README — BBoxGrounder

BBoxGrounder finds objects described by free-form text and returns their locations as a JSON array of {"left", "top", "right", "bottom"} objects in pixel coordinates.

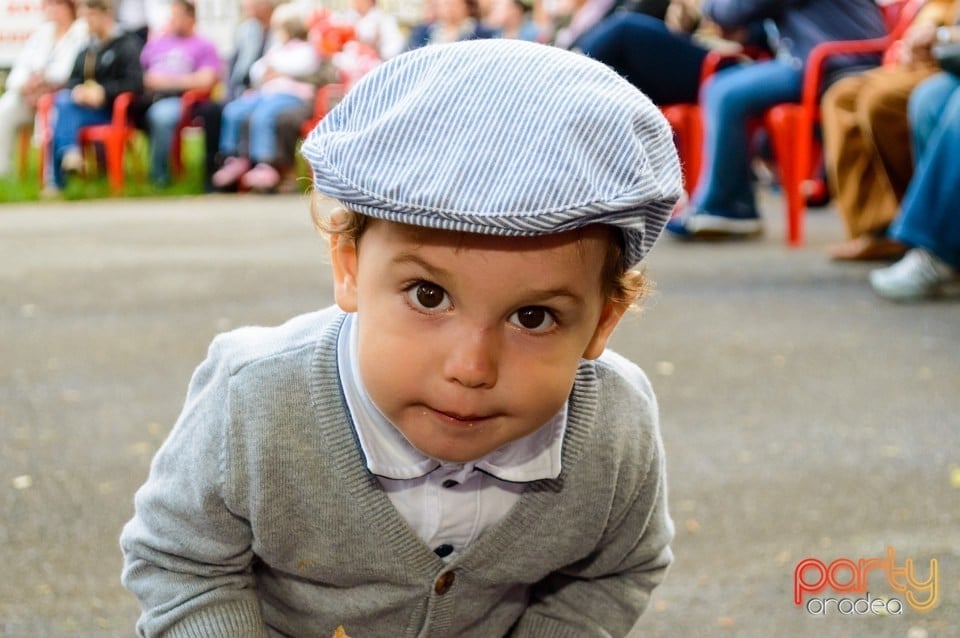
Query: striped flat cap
[{"left": 301, "top": 39, "right": 682, "bottom": 267}]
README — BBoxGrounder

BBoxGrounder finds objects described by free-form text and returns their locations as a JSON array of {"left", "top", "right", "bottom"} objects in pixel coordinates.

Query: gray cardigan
[{"left": 120, "top": 307, "right": 674, "bottom": 637}]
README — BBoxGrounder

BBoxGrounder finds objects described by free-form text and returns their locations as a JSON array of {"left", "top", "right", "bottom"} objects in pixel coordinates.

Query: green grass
[
  {"left": 0, "top": 129, "right": 316, "bottom": 204},
  {"left": 0, "top": 132, "right": 208, "bottom": 204}
]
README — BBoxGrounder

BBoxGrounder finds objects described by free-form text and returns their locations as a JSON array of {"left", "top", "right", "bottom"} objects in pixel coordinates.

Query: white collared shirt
[{"left": 337, "top": 313, "right": 567, "bottom": 562}]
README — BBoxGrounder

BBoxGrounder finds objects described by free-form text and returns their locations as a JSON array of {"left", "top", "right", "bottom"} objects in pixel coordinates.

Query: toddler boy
[{"left": 121, "top": 39, "right": 681, "bottom": 637}]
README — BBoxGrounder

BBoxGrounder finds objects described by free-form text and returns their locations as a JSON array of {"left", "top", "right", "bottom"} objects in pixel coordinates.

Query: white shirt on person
[
  {"left": 248, "top": 38, "right": 319, "bottom": 101},
  {"left": 4, "top": 19, "right": 88, "bottom": 94}
]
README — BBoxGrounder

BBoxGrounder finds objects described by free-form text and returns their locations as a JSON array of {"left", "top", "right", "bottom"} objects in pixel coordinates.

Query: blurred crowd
[{"left": 1, "top": 0, "right": 958, "bottom": 301}]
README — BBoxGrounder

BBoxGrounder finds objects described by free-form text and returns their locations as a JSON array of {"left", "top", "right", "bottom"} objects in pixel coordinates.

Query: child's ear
[
  {"left": 328, "top": 234, "right": 359, "bottom": 312},
  {"left": 582, "top": 299, "right": 629, "bottom": 360}
]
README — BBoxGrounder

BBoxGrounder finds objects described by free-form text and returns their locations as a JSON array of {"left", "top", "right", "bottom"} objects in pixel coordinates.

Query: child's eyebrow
[
  {"left": 391, "top": 252, "right": 452, "bottom": 280},
  {"left": 517, "top": 288, "right": 584, "bottom": 305},
  {"left": 391, "top": 252, "right": 585, "bottom": 305}
]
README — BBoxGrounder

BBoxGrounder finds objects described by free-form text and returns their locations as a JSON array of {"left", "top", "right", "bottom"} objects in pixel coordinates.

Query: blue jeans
[
  {"left": 50, "top": 89, "right": 111, "bottom": 188},
  {"left": 889, "top": 72, "right": 960, "bottom": 269},
  {"left": 145, "top": 96, "right": 183, "bottom": 185},
  {"left": 692, "top": 60, "right": 803, "bottom": 218},
  {"left": 219, "top": 92, "right": 307, "bottom": 163},
  {"left": 577, "top": 13, "right": 708, "bottom": 106}
]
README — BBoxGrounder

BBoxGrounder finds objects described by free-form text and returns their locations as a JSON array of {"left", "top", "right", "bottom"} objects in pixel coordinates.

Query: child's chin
[{"left": 408, "top": 436, "right": 495, "bottom": 465}]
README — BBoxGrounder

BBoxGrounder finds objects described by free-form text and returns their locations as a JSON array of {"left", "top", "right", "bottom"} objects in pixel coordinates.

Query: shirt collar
[{"left": 337, "top": 313, "right": 566, "bottom": 482}]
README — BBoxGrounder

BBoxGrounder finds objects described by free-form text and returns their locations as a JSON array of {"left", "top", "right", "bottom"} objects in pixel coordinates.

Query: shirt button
[
  {"left": 434, "top": 571, "right": 456, "bottom": 595},
  {"left": 441, "top": 479, "right": 458, "bottom": 488},
  {"left": 434, "top": 544, "right": 454, "bottom": 558}
]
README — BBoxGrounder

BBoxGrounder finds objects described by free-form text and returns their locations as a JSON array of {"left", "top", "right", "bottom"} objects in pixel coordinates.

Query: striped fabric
[{"left": 301, "top": 39, "right": 682, "bottom": 267}]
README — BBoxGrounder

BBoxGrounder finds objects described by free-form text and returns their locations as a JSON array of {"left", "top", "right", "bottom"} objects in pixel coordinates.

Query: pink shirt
[{"left": 140, "top": 33, "right": 223, "bottom": 78}]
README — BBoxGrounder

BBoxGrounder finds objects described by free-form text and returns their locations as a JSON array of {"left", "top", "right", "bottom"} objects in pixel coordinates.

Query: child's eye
[
  {"left": 509, "top": 307, "right": 557, "bottom": 332},
  {"left": 406, "top": 281, "right": 452, "bottom": 312}
]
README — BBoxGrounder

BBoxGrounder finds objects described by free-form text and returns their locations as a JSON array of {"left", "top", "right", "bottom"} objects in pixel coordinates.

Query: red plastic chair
[
  {"left": 661, "top": 102, "right": 702, "bottom": 195},
  {"left": 170, "top": 88, "right": 212, "bottom": 179},
  {"left": 763, "top": 0, "right": 921, "bottom": 245},
  {"left": 663, "top": 0, "right": 918, "bottom": 244},
  {"left": 300, "top": 82, "right": 347, "bottom": 138},
  {"left": 662, "top": 44, "right": 771, "bottom": 195},
  {"left": 77, "top": 91, "right": 142, "bottom": 194}
]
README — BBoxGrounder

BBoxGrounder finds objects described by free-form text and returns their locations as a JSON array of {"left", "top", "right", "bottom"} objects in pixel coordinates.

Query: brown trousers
[{"left": 821, "top": 64, "right": 939, "bottom": 239}]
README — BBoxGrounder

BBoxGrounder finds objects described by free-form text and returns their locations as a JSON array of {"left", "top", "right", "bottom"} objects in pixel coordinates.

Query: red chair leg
[
  {"left": 682, "top": 106, "right": 702, "bottom": 194},
  {"left": 107, "top": 132, "right": 125, "bottom": 194},
  {"left": 661, "top": 104, "right": 703, "bottom": 195},
  {"left": 171, "top": 126, "right": 187, "bottom": 179},
  {"left": 766, "top": 106, "right": 806, "bottom": 247}
]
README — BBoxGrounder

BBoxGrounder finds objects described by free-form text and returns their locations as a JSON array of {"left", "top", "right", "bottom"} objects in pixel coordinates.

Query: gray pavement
[{"left": 1, "top": 191, "right": 957, "bottom": 637}]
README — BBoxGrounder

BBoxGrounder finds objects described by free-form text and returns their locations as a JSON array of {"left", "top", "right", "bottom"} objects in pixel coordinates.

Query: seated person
[
  {"left": 212, "top": 6, "right": 320, "bottom": 191},
  {"left": 578, "top": 0, "right": 739, "bottom": 106},
  {"left": 549, "top": 0, "right": 670, "bottom": 50},
  {"left": 821, "top": 0, "right": 956, "bottom": 261},
  {"left": 870, "top": 68, "right": 960, "bottom": 301},
  {"left": 187, "top": 0, "right": 278, "bottom": 192},
  {"left": 0, "top": 0, "right": 87, "bottom": 180},
  {"left": 244, "top": 60, "right": 339, "bottom": 193},
  {"left": 46, "top": 0, "right": 143, "bottom": 194},
  {"left": 131, "top": 0, "right": 222, "bottom": 186},
  {"left": 406, "top": 0, "right": 498, "bottom": 49},
  {"left": 666, "top": 0, "right": 887, "bottom": 240}
]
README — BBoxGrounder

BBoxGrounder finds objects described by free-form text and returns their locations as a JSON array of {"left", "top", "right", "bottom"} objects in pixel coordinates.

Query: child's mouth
[{"left": 428, "top": 406, "right": 494, "bottom": 426}]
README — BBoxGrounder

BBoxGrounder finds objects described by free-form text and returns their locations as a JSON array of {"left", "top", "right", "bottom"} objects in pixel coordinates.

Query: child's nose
[{"left": 442, "top": 326, "right": 500, "bottom": 389}]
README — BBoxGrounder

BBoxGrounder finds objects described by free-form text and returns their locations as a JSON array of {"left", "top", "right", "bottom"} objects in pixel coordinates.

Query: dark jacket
[
  {"left": 618, "top": 0, "right": 672, "bottom": 20},
  {"left": 703, "top": 0, "right": 887, "bottom": 69},
  {"left": 67, "top": 29, "right": 144, "bottom": 107}
]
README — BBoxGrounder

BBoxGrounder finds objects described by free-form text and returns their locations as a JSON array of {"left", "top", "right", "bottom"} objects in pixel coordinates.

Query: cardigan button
[{"left": 434, "top": 571, "right": 456, "bottom": 595}]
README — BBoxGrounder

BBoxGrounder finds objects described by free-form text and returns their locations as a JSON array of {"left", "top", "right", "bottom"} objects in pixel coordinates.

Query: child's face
[{"left": 330, "top": 219, "right": 627, "bottom": 464}]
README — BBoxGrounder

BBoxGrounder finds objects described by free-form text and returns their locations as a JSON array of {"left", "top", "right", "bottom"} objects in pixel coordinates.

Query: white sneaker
[
  {"left": 869, "top": 248, "right": 960, "bottom": 302},
  {"left": 60, "top": 148, "right": 84, "bottom": 175}
]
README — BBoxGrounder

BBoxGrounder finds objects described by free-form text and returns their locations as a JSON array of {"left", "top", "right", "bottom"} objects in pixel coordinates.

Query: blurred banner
[
  {"left": 0, "top": 0, "right": 423, "bottom": 70},
  {"left": 0, "top": 0, "right": 42, "bottom": 69}
]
